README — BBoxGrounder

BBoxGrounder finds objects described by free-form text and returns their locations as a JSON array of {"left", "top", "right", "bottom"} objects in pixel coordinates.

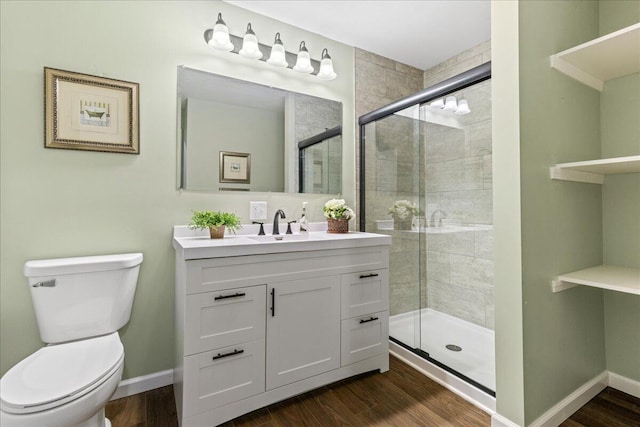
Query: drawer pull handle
[
  {"left": 214, "top": 292, "right": 246, "bottom": 301},
  {"left": 271, "top": 288, "right": 275, "bottom": 317},
  {"left": 212, "top": 349, "right": 244, "bottom": 361},
  {"left": 359, "top": 273, "right": 379, "bottom": 279},
  {"left": 359, "top": 316, "right": 379, "bottom": 324}
]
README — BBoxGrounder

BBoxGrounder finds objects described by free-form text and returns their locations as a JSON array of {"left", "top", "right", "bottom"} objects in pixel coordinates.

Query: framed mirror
[{"left": 177, "top": 66, "right": 342, "bottom": 194}]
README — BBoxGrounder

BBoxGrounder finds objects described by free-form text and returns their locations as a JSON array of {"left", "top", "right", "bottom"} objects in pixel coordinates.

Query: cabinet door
[
  {"left": 184, "top": 285, "right": 265, "bottom": 355},
  {"left": 266, "top": 276, "right": 340, "bottom": 390},
  {"left": 341, "top": 310, "right": 389, "bottom": 366},
  {"left": 341, "top": 269, "right": 389, "bottom": 319}
]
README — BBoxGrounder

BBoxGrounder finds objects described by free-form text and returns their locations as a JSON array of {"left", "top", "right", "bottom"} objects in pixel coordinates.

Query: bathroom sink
[
  {"left": 173, "top": 224, "right": 391, "bottom": 260},
  {"left": 247, "top": 234, "right": 314, "bottom": 243}
]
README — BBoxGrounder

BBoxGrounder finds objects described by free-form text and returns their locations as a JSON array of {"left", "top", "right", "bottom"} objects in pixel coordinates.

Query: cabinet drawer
[
  {"left": 182, "top": 340, "right": 265, "bottom": 417},
  {"left": 185, "top": 286, "right": 265, "bottom": 355},
  {"left": 341, "top": 269, "right": 389, "bottom": 319},
  {"left": 341, "top": 310, "right": 389, "bottom": 366}
]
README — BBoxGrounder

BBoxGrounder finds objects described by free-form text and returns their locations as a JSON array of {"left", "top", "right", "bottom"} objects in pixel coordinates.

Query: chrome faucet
[
  {"left": 430, "top": 209, "right": 448, "bottom": 228},
  {"left": 272, "top": 209, "right": 286, "bottom": 235}
]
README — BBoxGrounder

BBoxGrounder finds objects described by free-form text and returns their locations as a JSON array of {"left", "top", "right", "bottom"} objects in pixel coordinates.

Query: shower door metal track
[{"left": 358, "top": 61, "right": 491, "bottom": 230}]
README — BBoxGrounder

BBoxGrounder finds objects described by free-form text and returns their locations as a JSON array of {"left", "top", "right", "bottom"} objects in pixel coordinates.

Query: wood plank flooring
[
  {"left": 561, "top": 387, "right": 640, "bottom": 427},
  {"left": 105, "top": 355, "right": 640, "bottom": 427}
]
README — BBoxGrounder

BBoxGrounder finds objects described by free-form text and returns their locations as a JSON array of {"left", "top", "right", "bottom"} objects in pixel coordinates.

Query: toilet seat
[{"left": 0, "top": 332, "right": 123, "bottom": 415}]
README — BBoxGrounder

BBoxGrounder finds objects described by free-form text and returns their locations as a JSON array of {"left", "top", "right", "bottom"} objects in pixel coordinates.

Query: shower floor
[{"left": 389, "top": 308, "right": 495, "bottom": 391}]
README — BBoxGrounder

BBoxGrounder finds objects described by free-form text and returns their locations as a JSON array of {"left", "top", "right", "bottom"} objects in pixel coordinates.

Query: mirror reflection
[{"left": 177, "top": 66, "right": 342, "bottom": 194}]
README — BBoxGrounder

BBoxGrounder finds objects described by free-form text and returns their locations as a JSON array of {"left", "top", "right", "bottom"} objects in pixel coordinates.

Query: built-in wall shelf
[
  {"left": 550, "top": 155, "right": 640, "bottom": 184},
  {"left": 552, "top": 265, "right": 640, "bottom": 295},
  {"left": 550, "top": 23, "right": 640, "bottom": 91}
]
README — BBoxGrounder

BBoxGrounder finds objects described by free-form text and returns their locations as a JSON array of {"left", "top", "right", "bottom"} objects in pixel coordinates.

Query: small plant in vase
[
  {"left": 189, "top": 210, "right": 242, "bottom": 239},
  {"left": 388, "top": 200, "right": 419, "bottom": 230},
  {"left": 323, "top": 199, "right": 355, "bottom": 233}
]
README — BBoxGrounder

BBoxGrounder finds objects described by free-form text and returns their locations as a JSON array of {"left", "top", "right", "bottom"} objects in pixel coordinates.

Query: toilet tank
[{"left": 24, "top": 253, "right": 143, "bottom": 344}]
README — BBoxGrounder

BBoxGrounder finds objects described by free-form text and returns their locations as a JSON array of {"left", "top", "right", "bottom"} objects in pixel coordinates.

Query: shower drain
[{"left": 446, "top": 344, "right": 462, "bottom": 352}]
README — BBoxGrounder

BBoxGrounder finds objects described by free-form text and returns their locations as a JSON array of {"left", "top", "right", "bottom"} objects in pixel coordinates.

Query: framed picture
[
  {"left": 44, "top": 67, "right": 139, "bottom": 154},
  {"left": 220, "top": 151, "right": 251, "bottom": 184}
]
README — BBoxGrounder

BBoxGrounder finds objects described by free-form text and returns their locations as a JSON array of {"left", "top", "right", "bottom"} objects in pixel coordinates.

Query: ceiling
[{"left": 226, "top": 0, "right": 490, "bottom": 70}]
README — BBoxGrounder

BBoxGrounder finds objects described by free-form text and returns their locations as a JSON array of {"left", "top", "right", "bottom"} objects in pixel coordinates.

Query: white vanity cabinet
[{"left": 173, "top": 227, "right": 391, "bottom": 427}]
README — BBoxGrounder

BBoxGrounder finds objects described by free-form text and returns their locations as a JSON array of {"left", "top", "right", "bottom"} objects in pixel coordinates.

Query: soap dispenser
[{"left": 299, "top": 202, "right": 308, "bottom": 233}]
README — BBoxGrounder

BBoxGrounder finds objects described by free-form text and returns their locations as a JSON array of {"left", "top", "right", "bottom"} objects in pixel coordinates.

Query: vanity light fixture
[
  {"left": 317, "top": 48, "right": 337, "bottom": 81},
  {"left": 239, "top": 23, "right": 262, "bottom": 60},
  {"left": 455, "top": 98, "right": 471, "bottom": 115},
  {"left": 266, "top": 33, "right": 288, "bottom": 67},
  {"left": 203, "top": 13, "right": 337, "bottom": 80},
  {"left": 209, "top": 13, "right": 234, "bottom": 52},
  {"left": 293, "top": 41, "right": 314, "bottom": 74}
]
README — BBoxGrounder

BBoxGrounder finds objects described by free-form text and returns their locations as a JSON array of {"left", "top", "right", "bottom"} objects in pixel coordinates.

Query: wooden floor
[
  {"left": 105, "top": 355, "right": 640, "bottom": 427},
  {"left": 561, "top": 387, "right": 640, "bottom": 427}
]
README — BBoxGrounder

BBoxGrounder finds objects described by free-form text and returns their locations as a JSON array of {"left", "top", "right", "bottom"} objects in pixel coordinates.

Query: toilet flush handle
[{"left": 32, "top": 279, "right": 56, "bottom": 288}]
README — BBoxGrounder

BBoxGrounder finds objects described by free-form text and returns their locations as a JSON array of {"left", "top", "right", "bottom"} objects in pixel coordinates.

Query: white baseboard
[
  {"left": 491, "top": 413, "right": 520, "bottom": 427},
  {"left": 609, "top": 371, "right": 640, "bottom": 398},
  {"left": 111, "top": 369, "right": 174, "bottom": 400},
  {"left": 529, "top": 371, "right": 608, "bottom": 427}
]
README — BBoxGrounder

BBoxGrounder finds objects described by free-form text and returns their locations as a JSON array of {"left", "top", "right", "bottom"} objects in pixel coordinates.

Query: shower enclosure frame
[
  {"left": 357, "top": 62, "right": 493, "bottom": 395},
  {"left": 358, "top": 61, "right": 491, "bottom": 230}
]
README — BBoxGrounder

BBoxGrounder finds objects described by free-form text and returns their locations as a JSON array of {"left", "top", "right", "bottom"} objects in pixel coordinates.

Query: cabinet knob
[
  {"left": 359, "top": 316, "right": 379, "bottom": 324},
  {"left": 359, "top": 273, "right": 379, "bottom": 279}
]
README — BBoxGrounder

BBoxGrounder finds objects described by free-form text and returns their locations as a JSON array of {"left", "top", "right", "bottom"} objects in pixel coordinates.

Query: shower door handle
[{"left": 359, "top": 273, "right": 379, "bottom": 279}]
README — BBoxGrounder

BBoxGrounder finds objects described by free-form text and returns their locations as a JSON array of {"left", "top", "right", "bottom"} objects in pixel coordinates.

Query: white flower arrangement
[
  {"left": 388, "top": 200, "right": 419, "bottom": 220},
  {"left": 323, "top": 199, "right": 355, "bottom": 220}
]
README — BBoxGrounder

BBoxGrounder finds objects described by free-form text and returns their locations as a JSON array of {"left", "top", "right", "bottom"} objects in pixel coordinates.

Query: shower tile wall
[
  {"left": 423, "top": 41, "right": 493, "bottom": 329},
  {"left": 355, "top": 48, "right": 424, "bottom": 316}
]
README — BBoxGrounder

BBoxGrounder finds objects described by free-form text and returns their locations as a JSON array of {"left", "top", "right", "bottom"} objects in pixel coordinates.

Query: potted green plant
[{"left": 189, "top": 210, "right": 242, "bottom": 239}]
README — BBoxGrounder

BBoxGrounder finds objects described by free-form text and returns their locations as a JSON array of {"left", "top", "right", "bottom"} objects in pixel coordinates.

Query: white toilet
[{"left": 0, "top": 252, "right": 143, "bottom": 427}]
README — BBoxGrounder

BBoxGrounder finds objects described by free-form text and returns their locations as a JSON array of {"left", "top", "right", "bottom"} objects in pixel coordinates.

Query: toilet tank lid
[{"left": 24, "top": 253, "right": 143, "bottom": 277}]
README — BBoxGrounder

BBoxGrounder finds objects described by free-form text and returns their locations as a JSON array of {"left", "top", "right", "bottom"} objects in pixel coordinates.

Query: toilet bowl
[
  {"left": 1, "top": 333, "right": 124, "bottom": 427},
  {"left": 0, "top": 253, "right": 142, "bottom": 427}
]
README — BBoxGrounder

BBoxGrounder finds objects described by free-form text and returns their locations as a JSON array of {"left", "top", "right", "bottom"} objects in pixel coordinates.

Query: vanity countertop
[{"left": 173, "top": 224, "right": 391, "bottom": 260}]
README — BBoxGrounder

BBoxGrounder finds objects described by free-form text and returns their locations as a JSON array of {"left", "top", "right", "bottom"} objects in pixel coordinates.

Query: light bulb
[
  {"left": 267, "top": 33, "right": 288, "bottom": 67},
  {"left": 443, "top": 96, "right": 458, "bottom": 112},
  {"left": 293, "top": 41, "right": 314, "bottom": 74},
  {"left": 239, "top": 23, "right": 262, "bottom": 60},
  {"left": 455, "top": 98, "right": 471, "bottom": 115},
  {"left": 317, "top": 48, "right": 337, "bottom": 80},
  {"left": 429, "top": 99, "right": 445, "bottom": 109},
  {"left": 209, "top": 13, "right": 234, "bottom": 52}
]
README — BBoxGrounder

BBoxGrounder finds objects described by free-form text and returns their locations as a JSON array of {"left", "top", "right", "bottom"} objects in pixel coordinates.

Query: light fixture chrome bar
[{"left": 204, "top": 30, "right": 321, "bottom": 75}]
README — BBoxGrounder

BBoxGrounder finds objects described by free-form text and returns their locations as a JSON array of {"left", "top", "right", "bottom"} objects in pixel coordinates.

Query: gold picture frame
[
  {"left": 219, "top": 151, "right": 251, "bottom": 184},
  {"left": 44, "top": 67, "right": 139, "bottom": 154}
]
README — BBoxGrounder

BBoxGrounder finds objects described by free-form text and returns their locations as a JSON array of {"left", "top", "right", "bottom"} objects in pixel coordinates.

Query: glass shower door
[{"left": 362, "top": 104, "right": 424, "bottom": 351}]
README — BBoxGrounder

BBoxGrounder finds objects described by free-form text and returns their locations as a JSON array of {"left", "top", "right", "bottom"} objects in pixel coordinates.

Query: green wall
[
  {"left": 519, "top": 0, "right": 607, "bottom": 423},
  {"left": 599, "top": 0, "right": 640, "bottom": 383},
  {"left": 516, "top": 0, "right": 640, "bottom": 423},
  {"left": 0, "top": 1, "right": 355, "bottom": 379}
]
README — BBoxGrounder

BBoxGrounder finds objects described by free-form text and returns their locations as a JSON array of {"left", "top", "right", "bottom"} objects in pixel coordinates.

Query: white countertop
[{"left": 173, "top": 224, "right": 391, "bottom": 260}]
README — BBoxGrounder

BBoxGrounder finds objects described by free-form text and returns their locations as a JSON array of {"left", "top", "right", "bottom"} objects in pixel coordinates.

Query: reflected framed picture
[
  {"left": 220, "top": 151, "right": 251, "bottom": 184},
  {"left": 44, "top": 67, "right": 139, "bottom": 154}
]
